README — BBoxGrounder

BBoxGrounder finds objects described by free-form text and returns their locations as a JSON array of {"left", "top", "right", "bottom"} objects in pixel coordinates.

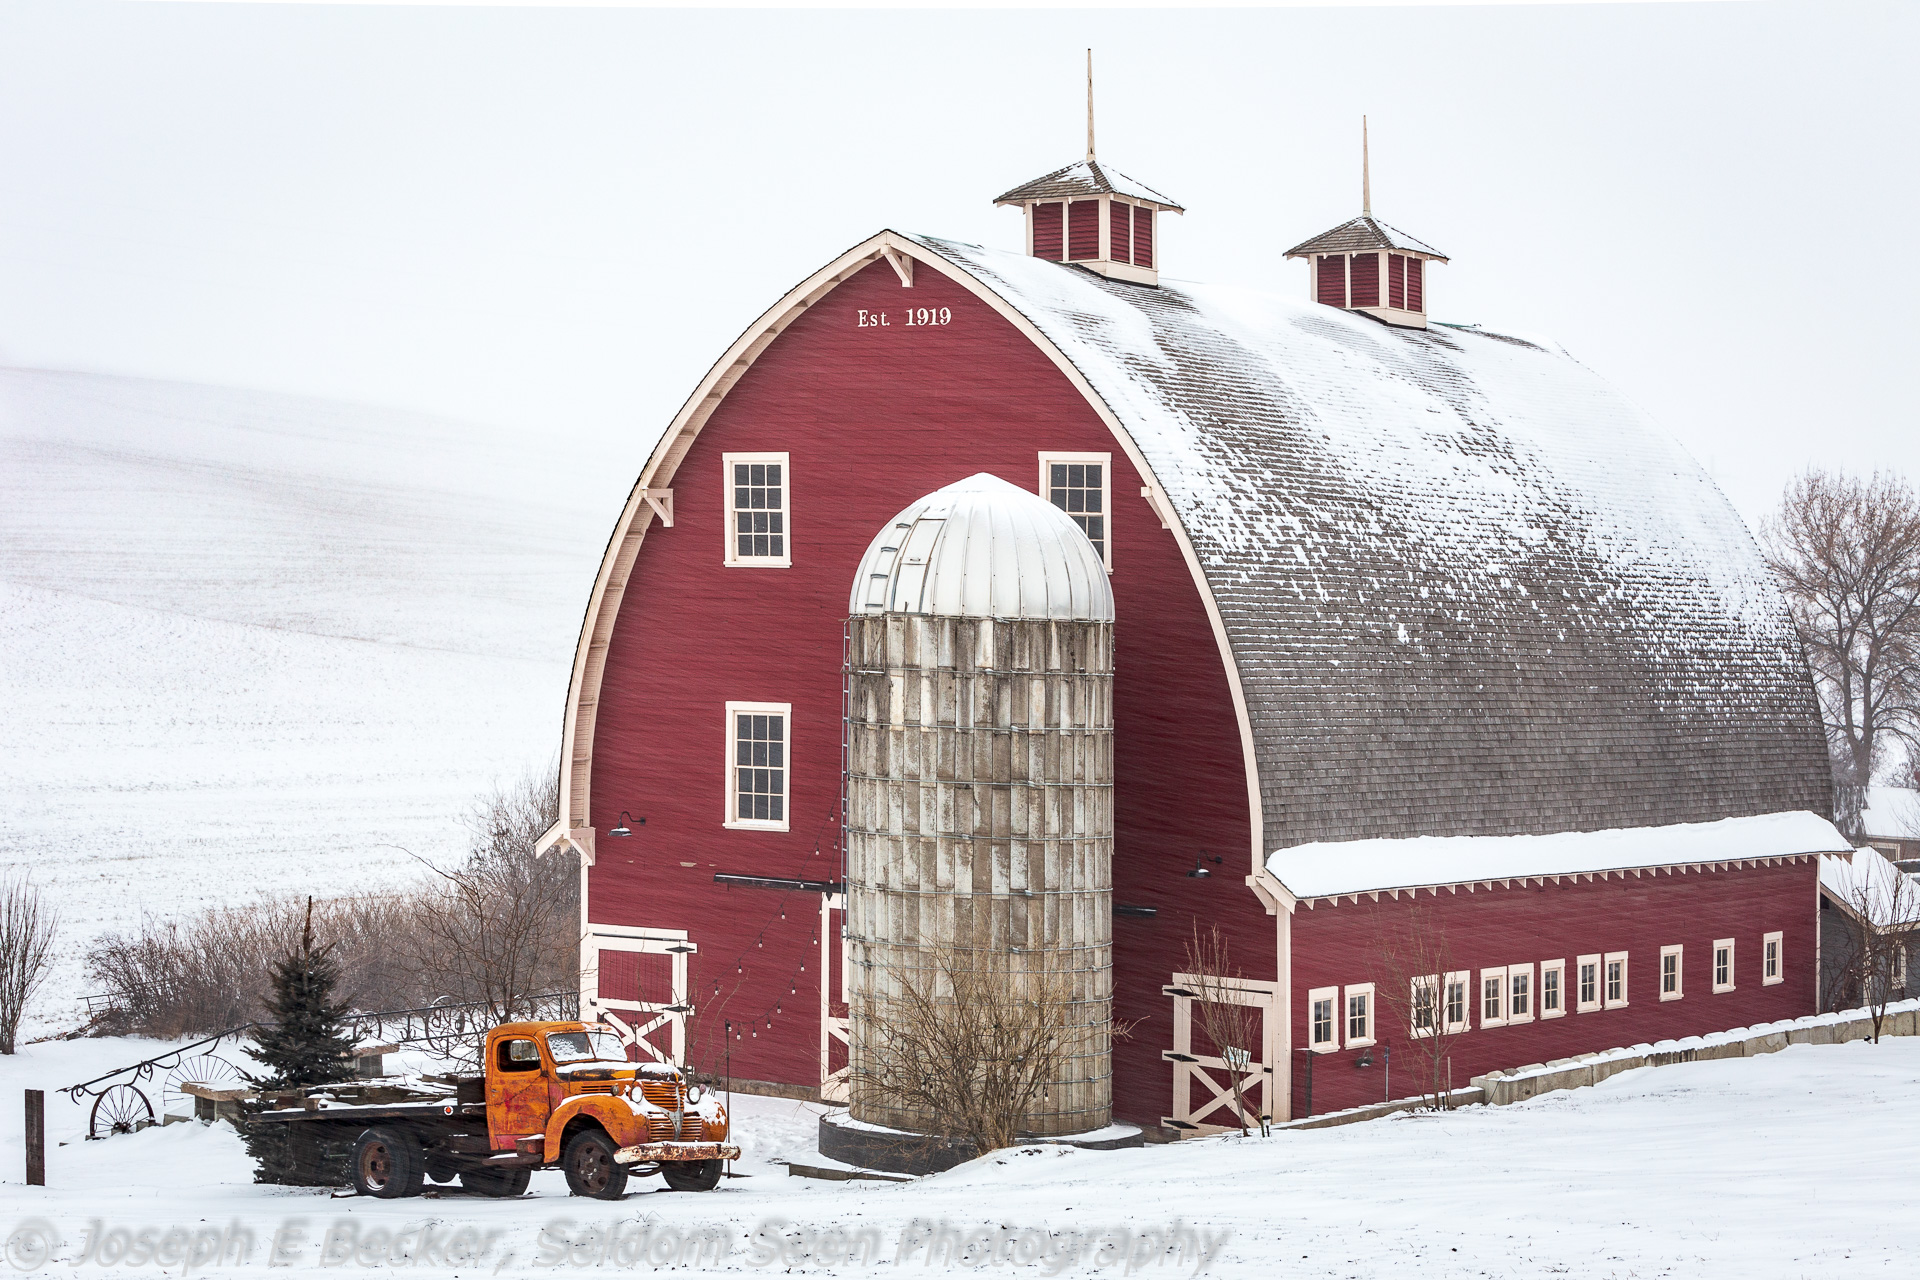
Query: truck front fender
[{"left": 543, "top": 1095, "right": 646, "bottom": 1160}]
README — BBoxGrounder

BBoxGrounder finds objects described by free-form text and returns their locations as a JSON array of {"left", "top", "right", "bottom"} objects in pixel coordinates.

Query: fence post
[{"left": 25, "top": 1089, "right": 45, "bottom": 1186}]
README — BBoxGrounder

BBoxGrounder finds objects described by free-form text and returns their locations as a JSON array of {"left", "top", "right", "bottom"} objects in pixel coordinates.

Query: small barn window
[
  {"left": 723, "top": 452, "right": 791, "bottom": 567},
  {"left": 1479, "top": 967, "right": 1507, "bottom": 1028},
  {"left": 1604, "top": 952, "right": 1629, "bottom": 1008},
  {"left": 1507, "top": 965, "right": 1534, "bottom": 1024},
  {"left": 1659, "top": 945, "right": 1683, "bottom": 1000},
  {"left": 1032, "top": 202, "right": 1065, "bottom": 261},
  {"left": 725, "top": 701, "right": 790, "bottom": 830},
  {"left": 1343, "top": 984, "right": 1375, "bottom": 1047},
  {"left": 1039, "top": 452, "right": 1112, "bottom": 569},
  {"left": 1712, "top": 939, "right": 1735, "bottom": 993},
  {"left": 1307, "top": 986, "right": 1338, "bottom": 1052},
  {"left": 1576, "top": 954, "right": 1601, "bottom": 1012},
  {"left": 1540, "top": 959, "right": 1566, "bottom": 1018},
  {"left": 1762, "top": 931, "right": 1783, "bottom": 985},
  {"left": 1409, "top": 975, "right": 1439, "bottom": 1038},
  {"left": 1067, "top": 200, "right": 1100, "bottom": 261},
  {"left": 1444, "top": 970, "right": 1470, "bottom": 1033}
]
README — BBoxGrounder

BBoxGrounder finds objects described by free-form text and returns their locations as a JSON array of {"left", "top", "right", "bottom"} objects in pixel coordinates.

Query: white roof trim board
[
  {"left": 1267, "top": 811, "right": 1851, "bottom": 900},
  {"left": 849, "top": 473, "right": 1115, "bottom": 621}
]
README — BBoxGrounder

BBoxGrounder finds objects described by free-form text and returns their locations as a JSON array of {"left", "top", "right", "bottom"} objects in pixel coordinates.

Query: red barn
[{"left": 536, "top": 143, "right": 1843, "bottom": 1141}]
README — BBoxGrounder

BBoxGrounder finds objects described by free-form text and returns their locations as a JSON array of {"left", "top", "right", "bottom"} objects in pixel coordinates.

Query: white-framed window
[
  {"left": 1507, "top": 964, "right": 1534, "bottom": 1024},
  {"left": 1576, "top": 954, "right": 1602, "bottom": 1013},
  {"left": 1444, "top": 970, "right": 1471, "bottom": 1034},
  {"left": 723, "top": 452, "right": 791, "bottom": 567},
  {"left": 1480, "top": 967, "right": 1507, "bottom": 1029},
  {"left": 1895, "top": 946, "right": 1909, "bottom": 991},
  {"left": 1038, "top": 452, "right": 1112, "bottom": 570},
  {"left": 1409, "top": 975, "right": 1439, "bottom": 1037},
  {"left": 1540, "top": 959, "right": 1566, "bottom": 1019},
  {"left": 1660, "top": 945, "right": 1684, "bottom": 1001},
  {"left": 1344, "top": 983, "right": 1375, "bottom": 1048},
  {"left": 1604, "top": 951, "right": 1629, "bottom": 1008},
  {"left": 724, "top": 701, "right": 790, "bottom": 830},
  {"left": 1307, "top": 986, "right": 1339, "bottom": 1053},
  {"left": 1712, "top": 939, "right": 1735, "bottom": 993},
  {"left": 1762, "top": 931, "right": 1783, "bottom": 986}
]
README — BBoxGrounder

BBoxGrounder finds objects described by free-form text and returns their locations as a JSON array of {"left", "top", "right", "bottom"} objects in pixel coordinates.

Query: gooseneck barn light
[
  {"left": 609, "top": 811, "right": 643, "bottom": 838},
  {"left": 1187, "top": 853, "right": 1223, "bottom": 878}
]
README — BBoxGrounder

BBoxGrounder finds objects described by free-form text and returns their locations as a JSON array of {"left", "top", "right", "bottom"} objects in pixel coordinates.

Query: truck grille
[{"left": 637, "top": 1080, "right": 682, "bottom": 1109}]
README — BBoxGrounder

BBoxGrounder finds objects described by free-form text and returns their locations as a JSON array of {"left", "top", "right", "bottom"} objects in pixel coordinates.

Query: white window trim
[
  {"left": 1712, "top": 938, "right": 1736, "bottom": 994},
  {"left": 1506, "top": 963, "right": 1535, "bottom": 1025},
  {"left": 1762, "top": 931, "right": 1783, "bottom": 986},
  {"left": 1604, "top": 951, "right": 1630, "bottom": 1009},
  {"left": 1443, "top": 970, "right": 1472, "bottom": 1034},
  {"left": 1539, "top": 959, "right": 1566, "bottom": 1020},
  {"left": 1307, "top": 985, "right": 1339, "bottom": 1053},
  {"left": 1575, "top": 954, "right": 1602, "bottom": 1013},
  {"left": 1409, "top": 974, "right": 1440, "bottom": 1039},
  {"left": 1479, "top": 967, "right": 1508, "bottom": 1029},
  {"left": 1037, "top": 451, "right": 1114, "bottom": 571},
  {"left": 723, "top": 700, "right": 791, "bottom": 831},
  {"left": 1343, "top": 982, "right": 1376, "bottom": 1049},
  {"left": 722, "top": 451, "right": 792, "bottom": 568},
  {"left": 1658, "top": 944, "right": 1684, "bottom": 1001}
]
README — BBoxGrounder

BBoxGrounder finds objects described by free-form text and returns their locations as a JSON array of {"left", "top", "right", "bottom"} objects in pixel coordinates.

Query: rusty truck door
[{"left": 488, "top": 1034, "right": 552, "bottom": 1148}]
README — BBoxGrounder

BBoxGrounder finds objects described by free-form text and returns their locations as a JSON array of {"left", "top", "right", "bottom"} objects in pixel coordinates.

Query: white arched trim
[{"left": 538, "top": 231, "right": 1271, "bottom": 903}]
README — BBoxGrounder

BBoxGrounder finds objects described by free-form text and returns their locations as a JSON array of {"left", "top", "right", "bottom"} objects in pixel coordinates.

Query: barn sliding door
[
  {"left": 1161, "top": 974, "right": 1279, "bottom": 1135},
  {"left": 582, "top": 924, "right": 696, "bottom": 1065}
]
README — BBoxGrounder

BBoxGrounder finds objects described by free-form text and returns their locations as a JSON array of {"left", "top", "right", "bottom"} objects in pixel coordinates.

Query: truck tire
[
  {"left": 353, "top": 1127, "right": 425, "bottom": 1199},
  {"left": 562, "top": 1129, "right": 628, "bottom": 1200},
  {"left": 661, "top": 1159, "right": 723, "bottom": 1193},
  {"left": 460, "top": 1167, "right": 532, "bottom": 1197}
]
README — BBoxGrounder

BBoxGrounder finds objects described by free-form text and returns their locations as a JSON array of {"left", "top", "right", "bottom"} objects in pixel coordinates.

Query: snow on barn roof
[
  {"left": 992, "top": 160, "right": 1184, "bottom": 212},
  {"left": 910, "top": 234, "right": 1831, "bottom": 853},
  {"left": 1859, "top": 786, "right": 1920, "bottom": 841},
  {"left": 1284, "top": 214, "right": 1448, "bottom": 261},
  {"left": 1819, "top": 844, "right": 1920, "bottom": 926},
  {"left": 848, "top": 473, "right": 1114, "bottom": 621},
  {"left": 1267, "top": 811, "right": 1849, "bottom": 900}
]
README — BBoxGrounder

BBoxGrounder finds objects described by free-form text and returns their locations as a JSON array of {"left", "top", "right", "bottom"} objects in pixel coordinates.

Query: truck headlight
[{"left": 686, "top": 1084, "right": 705, "bottom": 1106}]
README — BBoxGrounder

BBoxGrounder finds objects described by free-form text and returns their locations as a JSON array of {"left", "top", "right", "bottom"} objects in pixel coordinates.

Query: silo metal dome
[{"left": 849, "top": 472, "right": 1114, "bottom": 621}]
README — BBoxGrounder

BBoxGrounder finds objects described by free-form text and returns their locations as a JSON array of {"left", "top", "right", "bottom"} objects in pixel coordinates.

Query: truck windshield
[{"left": 547, "top": 1030, "right": 629, "bottom": 1064}]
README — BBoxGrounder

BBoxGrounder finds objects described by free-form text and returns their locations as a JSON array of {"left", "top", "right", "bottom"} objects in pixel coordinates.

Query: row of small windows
[
  {"left": 720, "top": 451, "right": 1114, "bottom": 570},
  {"left": 1307, "top": 933, "right": 1785, "bottom": 1052}
]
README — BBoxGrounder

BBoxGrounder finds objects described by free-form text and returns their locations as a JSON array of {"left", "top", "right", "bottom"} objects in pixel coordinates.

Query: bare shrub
[
  {"left": 1182, "top": 925, "right": 1266, "bottom": 1136},
  {"left": 1372, "top": 902, "right": 1470, "bottom": 1110},
  {"left": 0, "top": 873, "right": 58, "bottom": 1053},
  {"left": 853, "top": 942, "right": 1090, "bottom": 1157}
]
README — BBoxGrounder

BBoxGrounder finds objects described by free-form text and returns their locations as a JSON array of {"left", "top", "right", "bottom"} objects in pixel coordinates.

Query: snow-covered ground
[
  {"left": 0, "top": 369, "right": 628, "bottom": 1014},
  {"left": 1, "top": 1032, "right": 1915, "bottom": 1277}
]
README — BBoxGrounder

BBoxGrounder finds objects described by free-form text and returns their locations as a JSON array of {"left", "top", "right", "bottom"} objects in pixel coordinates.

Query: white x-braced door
[
  {"left": 1161, "top": 973, "right": 1279, "bottom": 1136},
  {"left": 582, "top": 923, "right": 696, "bottom": 1065}
]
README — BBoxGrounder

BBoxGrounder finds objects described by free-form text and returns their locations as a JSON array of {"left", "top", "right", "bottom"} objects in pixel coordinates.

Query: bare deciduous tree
[
  {"left": 0, "top": 873, "right": 58, "bottom": 1053},
  {"left": 1763, "top": 470, "right": 1920, "bottom": 834},
  {"left": 1182, "top": 925, "right": 1267, "bottom": 1136},
  {"left": 853, "top": 942, "right": 1092, "bottom": 1157},
  {"left": 1373, "top": 902, "right": 1469, "bottom": 1110}
]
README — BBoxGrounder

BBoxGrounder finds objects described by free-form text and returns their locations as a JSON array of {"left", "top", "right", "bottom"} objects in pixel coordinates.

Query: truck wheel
[
  {"left": 460, "top": 1167, "right": 532, "bottom": 1197},
  {"left": 562, "top": 1130, "right": 628, "bottom": 1200},
  {"left": 661, "top": 1159, "right": 723, "bottom": 1192},
  {"left": 353, "top": 1127, "right": 425, "bottom": 1199}
]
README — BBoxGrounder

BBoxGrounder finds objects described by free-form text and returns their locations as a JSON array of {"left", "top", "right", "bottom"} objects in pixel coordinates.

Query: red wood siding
[
  {"left": 587, "top": 260, "right": 1260, "bottom": 1126},
  {"left": 1110, "top": 203, "right": 1132, "bottom": 265},
  {"left": 1287, "top": 859, "right": 1818, "bottom": 1117},
  {"left": 1067, "top": 200, "right": 1100, "bottom": 261},
  {"left": 1032, "top": 202, "right": 1064, "bottom": 262},
  {"left": 1316, "top": 255, "right": 1346, "bottom": 307},
  {"left": 1388, "top": 254, "right": 1407, "bottom": 310},
  {"left": 1133, "top": 208, "right": 1153, "bottom": 269},
  {"left": 1407, "top": 257, "right": 1424, "bottom": 312},
  {"left": 1349, "top": 252, "right": 1380, "bottom": 308}
]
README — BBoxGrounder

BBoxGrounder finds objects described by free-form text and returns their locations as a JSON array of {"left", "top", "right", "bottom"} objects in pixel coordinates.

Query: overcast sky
[{"left": 2, "top": 1, "right": 1914, "bottom": 527}]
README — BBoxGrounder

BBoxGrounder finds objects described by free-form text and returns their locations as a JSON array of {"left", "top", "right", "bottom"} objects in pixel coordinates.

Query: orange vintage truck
[{"left": 254, "top": 1021, "right": 736, "bottom": 1199}]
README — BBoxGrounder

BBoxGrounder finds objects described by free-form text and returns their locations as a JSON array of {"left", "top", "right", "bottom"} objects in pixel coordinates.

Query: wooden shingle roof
[
  {"left": 992, "top": 160, "right": 1184, "bottom": 212},
  {"left": 912, "top": 234, "right": 1830, "bottom": 854},
  {"left": 1285, "top": 214, "right": 1447, "bottom": 260}
]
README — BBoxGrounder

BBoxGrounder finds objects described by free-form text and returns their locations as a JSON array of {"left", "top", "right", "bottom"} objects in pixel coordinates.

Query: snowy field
[
  {"left": 0, "top": 368, "right": 628, "bottom": 1013},
  {"left": 1, "top": 1033, "right": 1916, "bottom": 1277}
]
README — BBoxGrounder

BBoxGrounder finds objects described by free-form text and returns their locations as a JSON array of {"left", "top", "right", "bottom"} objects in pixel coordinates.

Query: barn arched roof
[{"left": 907, "top": 234, "right": 1830, "bottom": 853}]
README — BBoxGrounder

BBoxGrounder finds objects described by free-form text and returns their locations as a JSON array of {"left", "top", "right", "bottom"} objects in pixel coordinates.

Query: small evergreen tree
[{"left": 246, "top": 898, "right": 358, "bottom": 1089}]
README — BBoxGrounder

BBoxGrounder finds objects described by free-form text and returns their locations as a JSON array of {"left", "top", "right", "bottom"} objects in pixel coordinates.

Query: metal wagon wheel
[
  {"left": 89, "top": 1084, "right": 155, "bottom": 1139},
  {"left": 162, "top": 1053, "right": 246, "bottom": 1117}
]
